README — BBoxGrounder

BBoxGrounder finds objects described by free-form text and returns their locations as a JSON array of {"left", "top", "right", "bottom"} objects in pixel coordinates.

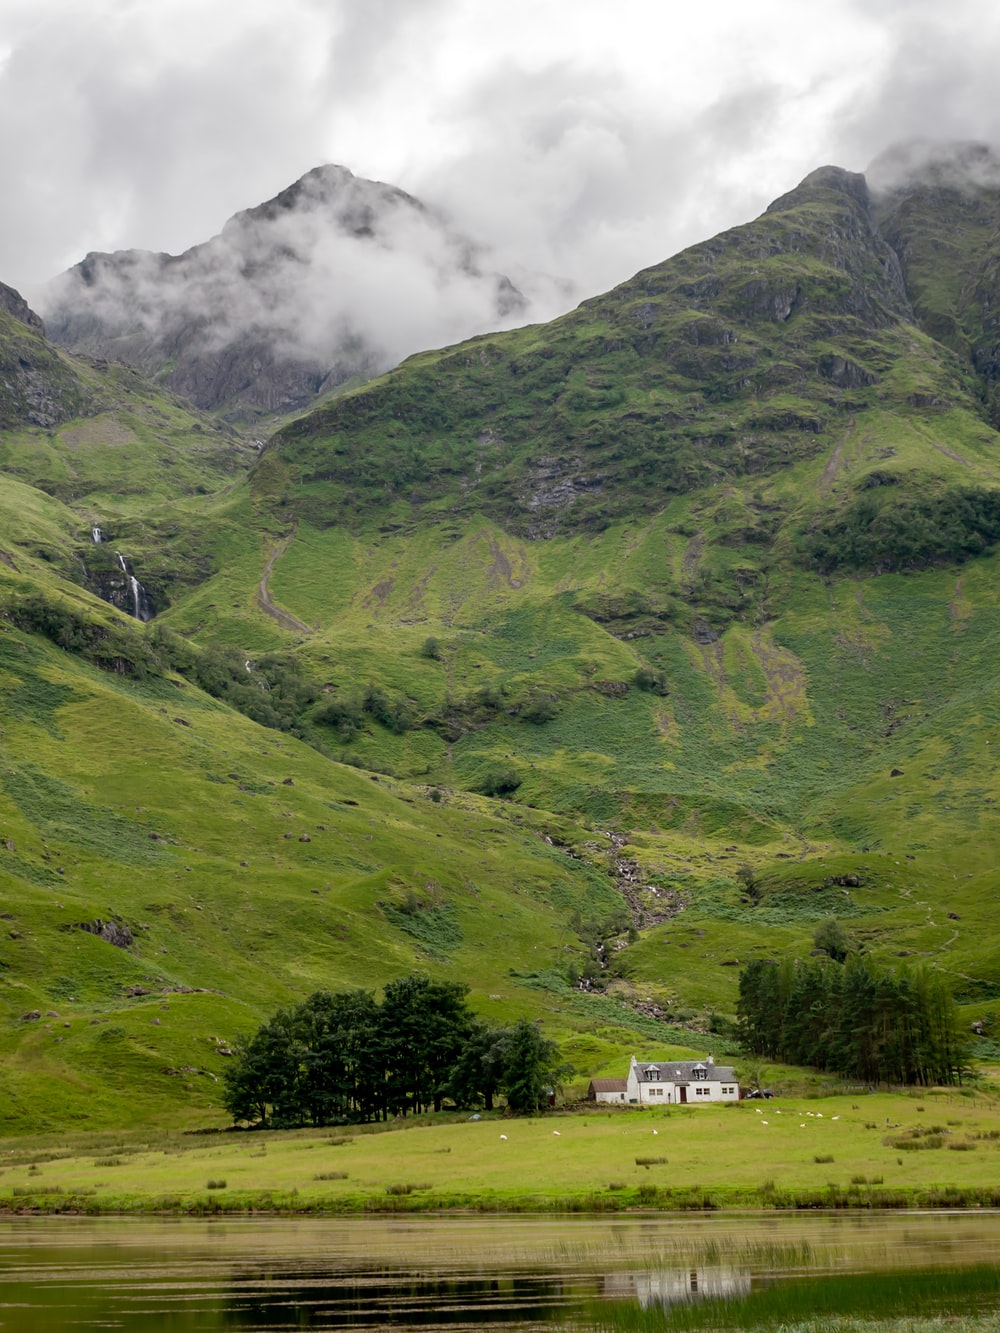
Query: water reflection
[
  {"left": 602, "top": 1266, "right": 750, "bottom": 1307},
  {"left": 0, "top": 1214, "right": 997, "bottom": 1330},
  {"left": 222, "top": 1267, "right": 584, "bottom": 1327}
]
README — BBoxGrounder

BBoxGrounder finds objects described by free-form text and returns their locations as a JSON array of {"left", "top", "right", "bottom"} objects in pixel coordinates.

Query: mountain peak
[
  {"left": 40, "top": 164, "right": 530, "bottom": 421},
  {"left": 765, "top": 165, "right": 871, "bottom": 217},
  {"left": 225, "top": 162, "right": 428, "bottom": 238}
]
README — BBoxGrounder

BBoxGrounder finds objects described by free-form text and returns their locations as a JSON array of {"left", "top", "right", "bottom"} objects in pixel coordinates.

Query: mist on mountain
[{"left": 37, "top": 164, "right": 571, "bottom": 420}]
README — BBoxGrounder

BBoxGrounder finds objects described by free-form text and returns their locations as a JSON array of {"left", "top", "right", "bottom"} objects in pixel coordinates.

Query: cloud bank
[{"left": 3, "top": 0, "right": 999, "bottom": 329}]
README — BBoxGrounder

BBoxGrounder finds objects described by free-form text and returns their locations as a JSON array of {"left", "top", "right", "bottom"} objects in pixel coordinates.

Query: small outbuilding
[{"left": 588, "top": 1077, "right": 628, "bottom": 1104}]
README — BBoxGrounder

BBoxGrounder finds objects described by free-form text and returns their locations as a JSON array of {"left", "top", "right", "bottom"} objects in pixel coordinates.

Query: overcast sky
[{"left": 3, "top": 0, "right": 1000, "bottom": 303}]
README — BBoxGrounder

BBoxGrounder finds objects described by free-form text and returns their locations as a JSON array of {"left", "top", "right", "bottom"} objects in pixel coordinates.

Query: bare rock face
[
  {"left": 78, "top": 918, "right": 134, "bottom": 948},
  {"left": 0, "top": 282, "right": 87, "bottom": 428},
  {"left": 870, "top": 140, "right": 1000, "bottom": 423},
  {"left": 39, "top": 165, "right": 530, "bottom": 421},
  {"left": 0, "top": 281, "right": 44, "bottom": 331}
]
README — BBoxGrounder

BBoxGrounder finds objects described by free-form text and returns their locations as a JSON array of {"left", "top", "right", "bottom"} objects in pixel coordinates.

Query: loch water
[{"left": 1, "top": 1212, "right": 999, "bottom": 1330}]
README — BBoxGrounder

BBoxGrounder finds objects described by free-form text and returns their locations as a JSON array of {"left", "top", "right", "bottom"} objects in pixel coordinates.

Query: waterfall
[
  {"left": 109, "top": 551, "right": 153, "bottom": 622},
  {"left": 91, "top": 526, "right": 104, "bottom": 544}
]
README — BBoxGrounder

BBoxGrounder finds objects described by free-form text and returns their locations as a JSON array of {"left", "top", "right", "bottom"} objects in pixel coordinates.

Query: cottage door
[{"left": 678, "top": 1085, "right": 687, "bottom": 1104}]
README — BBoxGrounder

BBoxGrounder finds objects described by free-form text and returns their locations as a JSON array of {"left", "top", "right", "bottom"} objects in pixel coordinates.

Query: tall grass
[{"left": 588, "top": 1265, "right": 1000, "bottom": 1331}]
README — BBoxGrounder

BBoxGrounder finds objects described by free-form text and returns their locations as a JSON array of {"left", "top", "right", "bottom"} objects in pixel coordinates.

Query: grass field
[{"left": 3, "top": 1089, "right": 1000, "bottom": 1214}]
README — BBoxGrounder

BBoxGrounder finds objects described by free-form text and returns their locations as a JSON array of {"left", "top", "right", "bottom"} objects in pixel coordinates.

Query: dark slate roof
[
  {"left": 636, "top": 1060, "right": 737, "bottom": 1083},
  {"left": 589, "top": 1078, "right": 628, "bottom": 1093}
]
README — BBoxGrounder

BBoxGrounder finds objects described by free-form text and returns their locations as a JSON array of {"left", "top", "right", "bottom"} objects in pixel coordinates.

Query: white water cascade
[
  {"left": 91, "top": 526, "right": 104, "bottom": 544},
  {"left": 113, "top": 551, "right": 153, "bottom": 622}
]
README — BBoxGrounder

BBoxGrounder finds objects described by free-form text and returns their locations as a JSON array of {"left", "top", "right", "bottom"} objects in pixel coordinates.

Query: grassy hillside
[
  {"left": 5, "top": 160, "right": 1000, "bottom": 1132},
  {"left": 1, "top": 600, "right": 693, "bottom": 1133}
]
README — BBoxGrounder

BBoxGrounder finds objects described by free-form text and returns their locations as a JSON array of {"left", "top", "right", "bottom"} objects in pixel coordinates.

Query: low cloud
[
  {"left": 4, "top": 0, "right": 1000, "bottom": 370},
  {"left": 38, "top": 164, "right": 563, "bottom": 414}
]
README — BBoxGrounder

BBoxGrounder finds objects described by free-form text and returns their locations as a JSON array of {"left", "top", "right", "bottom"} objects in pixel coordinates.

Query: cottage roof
[
  {"left": 633, "top": 1060, "right": 736, "bottom": 1084},
  {"left": 589, "top": 1078, "right": 628, "bottom": 1093}
]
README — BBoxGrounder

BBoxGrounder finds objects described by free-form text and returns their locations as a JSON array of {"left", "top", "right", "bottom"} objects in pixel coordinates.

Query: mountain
[
  {"left": 37, "top": 165, "right": 537, "bottom": 423},
  {"left": 0, "top": 281, "right": 89, "bottom": 430},
  {"left": 0, "top": 281, "right": 257, "bottom": 626},
  {"left": 5, "top": 143, "right": 1000, "bottom": 1131}
]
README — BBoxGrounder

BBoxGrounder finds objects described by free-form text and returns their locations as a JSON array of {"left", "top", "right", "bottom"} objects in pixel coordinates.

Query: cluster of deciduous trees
[
  {"left": 736, "top": 956, "right": 965, "bottom": 1086},
  {"left": 222, "top": 975, "right": 570, "bottom": 1128}
]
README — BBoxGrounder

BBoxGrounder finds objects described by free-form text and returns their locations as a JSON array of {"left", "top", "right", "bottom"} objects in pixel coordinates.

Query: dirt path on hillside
[
  {"left": 681, "top": 532, "right": 703, "bottom": 588},
  {"left": 258, "top": 529, "right": 312, "bottom": 634},
  {"left": 909, "top": 419, "right": 977, "bottom": 471},
  {"left": 819, "top": 416, "right": 855, "bottom": 493}
]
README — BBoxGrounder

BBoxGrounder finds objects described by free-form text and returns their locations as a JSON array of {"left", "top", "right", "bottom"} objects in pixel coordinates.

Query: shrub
[
  {"left": 314, "top": 696, "right": 364, "bottom": 741},
  {"left": 633, "top": 666, "right": 668, "bottom": 694},
  {"left": 477, "top": 766, "right": 522, "bottom": 797},
  {"left": 363, "top": 685, "right": 414, "bottom": 734},
  {"left": 520, "top": 693, "right": 559, "bottom": 724},
  {"left": 813, "top": 917, "right": 850, "bottom": 963},
  {"left": 420, "top": 636, "right": 441, "bottom": 660},
  {"left": 4, "top": 593, "right": 159, "bottom": 677},
  {"left": 206, "top": 1179, "right": 227, "bottom": 1190},
  {"left": 803, "top": 484, "right": 1000, "bottom": 573}
]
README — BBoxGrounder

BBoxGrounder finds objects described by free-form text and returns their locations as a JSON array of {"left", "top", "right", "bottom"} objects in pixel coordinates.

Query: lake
[{"left": 1, "top": 1212, "right": 999, "bottom": 1330}]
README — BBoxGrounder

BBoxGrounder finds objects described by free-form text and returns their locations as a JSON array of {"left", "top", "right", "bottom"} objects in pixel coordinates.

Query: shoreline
[{"left": 4, "top": 1183, "right": 1000, "bottom": 1216}]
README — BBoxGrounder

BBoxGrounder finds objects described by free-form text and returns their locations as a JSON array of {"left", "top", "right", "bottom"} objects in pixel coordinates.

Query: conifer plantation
[{"left": 736, "top": 957, "right": 964, "bottom": 1086}]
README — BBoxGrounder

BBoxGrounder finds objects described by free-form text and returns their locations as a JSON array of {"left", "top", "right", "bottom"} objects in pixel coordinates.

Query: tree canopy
[
  {"left": 736, "top": 955, "right": 965, "bottom": 1086},
  {"left": 222, "top": 976, "right": 570, "bottom": 1127}
]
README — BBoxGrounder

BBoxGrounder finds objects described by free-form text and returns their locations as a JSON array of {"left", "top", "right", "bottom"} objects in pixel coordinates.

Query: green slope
[
  {"left": 6, "top": 156, "right": 1000, "bottom": 1130},
  {"left": 0, "top": 607, "right": 675, "bottom": 1133}
]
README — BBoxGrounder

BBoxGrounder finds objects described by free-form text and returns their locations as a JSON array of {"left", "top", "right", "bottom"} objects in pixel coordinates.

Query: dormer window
[
  {"left": 693, "top": 1063, "right": 707, "bottom": 1080},
  {"left": 644, "top": 1066, "right": 660, "bottom": 1081}
]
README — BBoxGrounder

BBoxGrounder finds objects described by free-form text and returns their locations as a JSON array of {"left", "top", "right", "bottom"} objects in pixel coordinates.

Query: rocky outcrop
[
  {"left": 0, "top": 281, "right": 44, "bottom": 332},
  {"left": 0, "top": 285, "right": 87, "bottom": 429},
  {"left": 871, "top": 141, "right": 1000, "bottom": 420}
]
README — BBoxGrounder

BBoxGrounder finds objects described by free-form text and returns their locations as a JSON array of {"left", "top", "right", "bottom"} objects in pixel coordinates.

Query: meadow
[{"left": 3, "top": 1089, "right": 1000, "bottom": 1214}]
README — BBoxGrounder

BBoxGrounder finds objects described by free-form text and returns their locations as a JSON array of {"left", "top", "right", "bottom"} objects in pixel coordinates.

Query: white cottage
[{"left": 625, "top": 1055, "right": 739, "bottom": 1105}]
